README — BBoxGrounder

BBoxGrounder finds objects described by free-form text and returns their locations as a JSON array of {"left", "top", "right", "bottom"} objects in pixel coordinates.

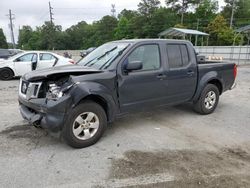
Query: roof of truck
[{"left": 112, "top": 38, "right": 190, "bottom": 43}]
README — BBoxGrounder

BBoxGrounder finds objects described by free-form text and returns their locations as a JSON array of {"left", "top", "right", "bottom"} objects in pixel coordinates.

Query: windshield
[{"left": 78, "top": 42, "right": 130, "bottom": 69}]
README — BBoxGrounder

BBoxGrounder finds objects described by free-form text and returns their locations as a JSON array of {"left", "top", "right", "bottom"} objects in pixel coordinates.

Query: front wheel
[
  {"left": 62, "top": 101, "right": 107, "bottom": 148},
  {"left": 193, "top": 84, "right": 220, "bottom": 115},
  {"left": 0, "top": 68, "right": 14, "bottom": 80}
]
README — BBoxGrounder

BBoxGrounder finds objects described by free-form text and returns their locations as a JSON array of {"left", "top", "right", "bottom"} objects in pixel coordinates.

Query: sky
[{"left": 0, "top": 0, "right": 226, "bottom": 43}]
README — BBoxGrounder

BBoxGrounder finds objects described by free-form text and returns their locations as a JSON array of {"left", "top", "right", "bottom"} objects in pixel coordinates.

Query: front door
[
  {"left": 118, "top": 44, "right": 168, "bottom": 112},
  {"left": 14, "top": 53, "right": 37, "bottom": 76}
]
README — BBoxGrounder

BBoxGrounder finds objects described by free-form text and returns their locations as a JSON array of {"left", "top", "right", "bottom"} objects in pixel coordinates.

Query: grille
[{"left": 19, "top": 79, "right": 42, "bottom": 100}]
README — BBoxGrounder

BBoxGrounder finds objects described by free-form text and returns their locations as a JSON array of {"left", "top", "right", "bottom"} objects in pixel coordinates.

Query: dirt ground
[{"left": 0, "top": 66, "right": 250, "bottom": 188}]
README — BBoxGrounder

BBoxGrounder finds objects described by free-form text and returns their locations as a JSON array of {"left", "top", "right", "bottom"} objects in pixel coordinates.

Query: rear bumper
[
  {"left": 18, "top": 95, "right": 72, "bottom": 132},
  {"left": 230, "top": 82, "right": 236, "bottom": 90}
]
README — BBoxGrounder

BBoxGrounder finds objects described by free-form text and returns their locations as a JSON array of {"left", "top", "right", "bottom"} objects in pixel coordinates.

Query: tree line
[{"left": 0, "top": 0, "right": 250, "bottom": 50}]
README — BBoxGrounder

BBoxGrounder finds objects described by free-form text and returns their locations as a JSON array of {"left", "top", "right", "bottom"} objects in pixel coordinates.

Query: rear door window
[
  {"left": 166, "top": 44, "right": 190, "bottom": 69},
  {"left": 39, "top": 53, "right": 56, "bottom": 61},
  {"left": 180, "top": 44, "right": 190, "bottom": 66}
]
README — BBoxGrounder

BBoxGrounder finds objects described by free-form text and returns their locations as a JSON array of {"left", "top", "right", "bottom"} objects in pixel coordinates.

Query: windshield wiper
[
  {"left": 97, "top": 46, "right": 117, "bottom": 60},
  {"left": 100, "top": 44, "right": 130, "bottom": 69},
  {"left": 84, "top": 46, "right": 118, "bottom": 67}
]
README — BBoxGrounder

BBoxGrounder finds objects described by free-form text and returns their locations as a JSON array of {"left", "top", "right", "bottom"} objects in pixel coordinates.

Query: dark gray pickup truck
[{"left": 18, "top": 39, "right": 236, "bottom": 148}]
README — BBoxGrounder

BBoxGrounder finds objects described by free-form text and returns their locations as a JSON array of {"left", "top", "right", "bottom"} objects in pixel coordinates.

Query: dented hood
[{"left": 23, "top": 65, "right": 103, "bottom": 82}]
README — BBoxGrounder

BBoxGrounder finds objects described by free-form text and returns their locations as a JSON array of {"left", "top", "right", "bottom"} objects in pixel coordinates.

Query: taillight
[
  {"left": 69, "top": 60, "right": 75, "bottom": 64},
  {"left": 233, "top": 64, "right": 237, "bottom": 79}
]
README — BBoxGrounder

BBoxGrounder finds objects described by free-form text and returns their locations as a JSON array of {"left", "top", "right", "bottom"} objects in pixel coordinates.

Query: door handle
[
  {"left": 156, "top": 74, "right": 166, "bottom": 80},
  {"left": 187, "top": 70, "right": 194, "bottom": 76}
]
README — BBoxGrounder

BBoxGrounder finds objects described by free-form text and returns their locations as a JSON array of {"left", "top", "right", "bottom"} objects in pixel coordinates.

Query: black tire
[
  {"left": 193, "top": 84, "right": 220, "bottom": 115},
  {"left": 0, "top": 68, "right": 14, "bottom": 80},
  {"left": 62, "top": 101, "right": 107, "bottom": 148}
]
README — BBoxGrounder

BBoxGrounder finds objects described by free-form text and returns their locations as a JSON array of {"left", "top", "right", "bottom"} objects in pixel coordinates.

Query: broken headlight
[
  {"left": 47, "top": 83, "right": 64, "bottom": 99},
  {"left": 46, "top": 82, "right": 75, "bottom": 100}
]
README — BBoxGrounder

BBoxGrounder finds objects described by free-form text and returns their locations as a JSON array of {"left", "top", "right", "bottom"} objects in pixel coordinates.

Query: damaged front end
[{"left": 18, "top": 75, "right": 76, "bottom": 132}]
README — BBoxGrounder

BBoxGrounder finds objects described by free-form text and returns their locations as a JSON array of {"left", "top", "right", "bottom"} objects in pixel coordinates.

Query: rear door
[
  {"left": 118, "top": 43, "right": 169, "bottom": 112},
  {"left": 165, "top": 43, "right": 197, "bottom": 103},
  {"left": 37, "top": 53, "right": 57, "bottom": 69},
  {"left": 14, "top": 53, "right": 37, "bottom": 76}
]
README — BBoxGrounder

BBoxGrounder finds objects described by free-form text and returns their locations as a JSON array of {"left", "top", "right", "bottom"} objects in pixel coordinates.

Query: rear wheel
[
  {"left": 62, "top": 101, "right": 107, "bottom": 148},
  {"left": 193, "top": 84, "right": 219, "bottom": 115},
  {"left": 0, "top": 68, "right": 14, "bottom": 80}
]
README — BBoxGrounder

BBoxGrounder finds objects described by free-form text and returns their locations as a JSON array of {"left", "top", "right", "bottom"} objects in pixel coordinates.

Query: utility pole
[
  {"left": 7, "top": 9, "right": 16, "bottom": 49},
  {"left": 180, "top": 0, "right": 184, "bottom": 25},
  {"left": 111, "top": 4, "right": 116, "bottom": 17},
  {"left": 49, "top": 1, "right": 54, "bottom": 24},
  {"left": 230, "top": 0, "right": 236, "bottom": 28},
  {"left": 195, "top": 19, "right": 200, "bottom": 46}
]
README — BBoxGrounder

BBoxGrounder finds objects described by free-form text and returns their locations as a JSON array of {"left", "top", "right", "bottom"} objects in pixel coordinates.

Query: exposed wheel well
[
  {"left": 208, "top": 79, "right": 222, "bottom": 94},
  {"left": 79, "top": 95, "right": 109, "bottom": 120}
]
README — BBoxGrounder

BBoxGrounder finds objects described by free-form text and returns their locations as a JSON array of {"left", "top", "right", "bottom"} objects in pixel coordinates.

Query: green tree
[
  {"left": 92, "top": 16, "right": 118, "bottom": 46},
  {"left": 222, "top": 0, "right": 250, "bottom": 28},
  {"left": 146, "top": 7, "right": 179, "bottom": 37},
  {"left": 0, "top": 28, "right": 8, "bottom": 48},
  {"left": 27, "top": 30, "right": 42, "bottom": 50},
  {"left": 115, "top": 17, "right": 131, "bottom": 39},
  {"left": 206, "top": 15, "right": 241, "bottom": 45},
  {"left": 39, "top": 22, "right": 62, "bottom": 50},
  {"left": 66, "top": 21, "right": 89, "bottom": 49},
  {"left": 138, "top": 0, "right": 161, "bottom": 17},
  {"left": 195, "top": 0, "right": 218, "bottom": 20},
  {"left": 118, "top": 9, "right": 138, "bottom": 20},
  {"left": 165, "top": 0, "right": 199, "bottom": 24},
  {"left": 18, "top": 26, "right": 33, "bottom": 49}
]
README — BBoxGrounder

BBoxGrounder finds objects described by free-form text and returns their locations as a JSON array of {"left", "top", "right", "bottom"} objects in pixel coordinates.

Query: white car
[{"left": 0, "top": 51, "right": 75, "bottom": 80}]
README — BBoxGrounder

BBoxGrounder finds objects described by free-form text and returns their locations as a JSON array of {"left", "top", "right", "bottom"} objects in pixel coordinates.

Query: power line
[
  {"left": 6, "top": 9, "right": 16, "bottom": 49},
  {"left": 49, "top": 1, "right": 54, "bottom": 24}
]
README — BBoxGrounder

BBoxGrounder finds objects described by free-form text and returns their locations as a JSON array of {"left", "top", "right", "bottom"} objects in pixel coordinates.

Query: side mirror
[
  {"left": 31, "top": 59, "right": 37, "bottom": 71},
  {"left": 125, "top": 61, "right": 143, "bottom": 72}
]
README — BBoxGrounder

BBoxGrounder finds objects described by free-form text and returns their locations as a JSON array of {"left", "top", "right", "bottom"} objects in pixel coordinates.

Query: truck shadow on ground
[
  {"left": 0, "top": 103, "right": 216, "bottom": 151},
  {"left": 0, "top": 104, "right": 197, "bottom": 149},
  {"left": 107, "top": 104, "right": 195, "bottom": 133}
]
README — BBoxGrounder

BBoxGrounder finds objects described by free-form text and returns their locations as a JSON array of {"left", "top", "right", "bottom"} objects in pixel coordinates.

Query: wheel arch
[
  {"left": 193, "top": 71, "right": 223, "bottom": 102},
  {"left": 75, "top": 94, "right": 116, "bottom": 123},
  {"left": 207, "top": 79, "right": 223, "bottom": 95}
]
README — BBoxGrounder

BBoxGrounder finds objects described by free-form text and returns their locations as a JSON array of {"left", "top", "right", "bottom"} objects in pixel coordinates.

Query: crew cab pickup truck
[{"left": 18, "top": 39, "right": 237, "bottom": 148}]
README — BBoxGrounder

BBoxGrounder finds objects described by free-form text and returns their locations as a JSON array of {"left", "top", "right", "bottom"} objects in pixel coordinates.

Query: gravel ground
[{"left": 0, "top": 66, "right": 250, "bottom": 188}]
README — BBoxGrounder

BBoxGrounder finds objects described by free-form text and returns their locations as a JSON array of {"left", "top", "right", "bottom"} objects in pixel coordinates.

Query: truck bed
[{"left": 197, "top": 61, "right": 235, "bottom": 92}]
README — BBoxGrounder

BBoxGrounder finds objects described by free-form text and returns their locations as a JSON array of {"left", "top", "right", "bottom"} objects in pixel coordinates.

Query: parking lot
[{"left": 0, "top": 66, "right": 250, "bottom": 188}]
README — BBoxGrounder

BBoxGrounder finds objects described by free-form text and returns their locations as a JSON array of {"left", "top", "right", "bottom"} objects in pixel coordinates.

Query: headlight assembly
[{"left": 47, "top": 83, "right": 75, "bottom": 100}]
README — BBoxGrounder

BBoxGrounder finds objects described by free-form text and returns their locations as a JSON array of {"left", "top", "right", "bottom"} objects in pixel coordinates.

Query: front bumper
[{"left": 18, "top": 95, "right": 72, "bottom": 132}]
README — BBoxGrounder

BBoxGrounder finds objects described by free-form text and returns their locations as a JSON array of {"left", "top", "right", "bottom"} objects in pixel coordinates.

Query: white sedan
[{"left": 0, "top": 51, "right": 75, "bottom": 80}]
